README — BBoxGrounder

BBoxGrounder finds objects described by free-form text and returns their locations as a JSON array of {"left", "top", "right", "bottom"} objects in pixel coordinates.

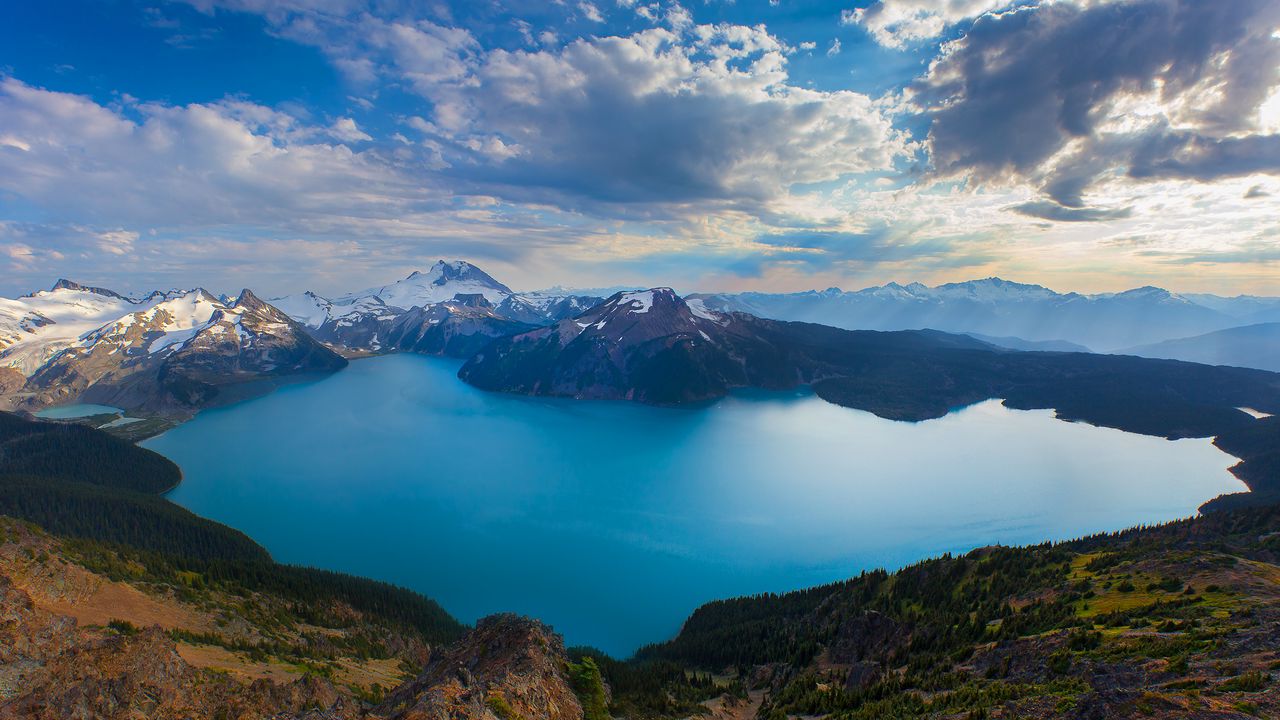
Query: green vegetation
[
  {"left": 486, "top": 691, "right": 522, "bottom": 720},
  {"left": 0, "top": 410, "right": 180, "bottom": 492},
  {"left": 566, "top": 657, "right": 610, "bottom": 720},
  {"left": 107, "top": 618, "right": 140, "bottom": 636},
  {"left": 0, "top": 475, "right": 268, "bottom": 561},
  {"left": 608, "top": 504, "right": 1280, "bottom": 719}
]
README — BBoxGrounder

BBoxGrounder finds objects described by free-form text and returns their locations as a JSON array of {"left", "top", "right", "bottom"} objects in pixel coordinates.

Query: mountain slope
[
  {"left": 7, "top": 288, "right": 346, "bottom": 416},
  {"left": 382, "top": 294, "right": 538, "bottom": 357},
  {"left": 459, "top": 288, "right": 908, "bottom": 404},
  {"left": 1121, "top": 322, "right": 1280, "bottom": 372},
  {"left": 629, "top": 502, "right": 1280, "bottom": 719},
  {"left": 0, "top": 280, "right": 166, "bottom": 375}
]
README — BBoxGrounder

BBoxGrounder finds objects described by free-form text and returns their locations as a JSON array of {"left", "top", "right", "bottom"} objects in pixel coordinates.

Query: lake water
[
  {"left": 35, "top": 403, "right": 122, "bottom": 418},
  {"left": 144, "top": 354, "right": 1245, "bottom": 656}
]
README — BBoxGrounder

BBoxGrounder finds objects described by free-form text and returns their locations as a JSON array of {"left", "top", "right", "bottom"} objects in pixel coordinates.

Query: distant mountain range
[
  {"left": 1121, "top": 323, "right": 1280, "bottom": 373},
  {"left": 3, "top": 263, "right": 1278, "bottom": 420},
  {"left": 693, "top": 278, "right": 1280, "bottom": 354},
  {"left": 459, "top": 286, "right": 1279, "bottom": 435}
]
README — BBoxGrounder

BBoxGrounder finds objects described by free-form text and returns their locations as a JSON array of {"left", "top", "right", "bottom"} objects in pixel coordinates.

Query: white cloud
[
  {"left": 845, "top": 0, "right": 1021, "bottom": 48},
  {"left": 96, "top": 230, "right": 139, "bottom": 256},
  {"left": 329, "top": 117, "right": 372, "bottom": 142},
  {"left": 579, "top": 1, "right": 605, "bottom": 23},
  {"left": 0, "top": 78, "right": 426, "bottom": 230}
]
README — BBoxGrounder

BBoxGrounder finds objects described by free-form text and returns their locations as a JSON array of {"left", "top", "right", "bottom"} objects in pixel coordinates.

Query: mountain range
[
  {"left": 2, "top": 262, "right": 1277, "bottom": 421},
  {"left": 693, "top": 278, "right": 1280, "bottom": 354},
  {"left": 270, "top": 261, "right": 602, "bottom": 354},
  {"left": 0, "top": 282, "right": 344, "bottom": 417}
]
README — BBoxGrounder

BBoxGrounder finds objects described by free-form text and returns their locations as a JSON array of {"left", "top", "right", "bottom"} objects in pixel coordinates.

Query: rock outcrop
[{"left": 374, "top": 615, "right": 582, "bottom": 720}]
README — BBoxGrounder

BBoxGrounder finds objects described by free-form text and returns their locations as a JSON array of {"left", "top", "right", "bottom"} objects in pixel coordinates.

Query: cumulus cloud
[
  {"left": 181, "top": 2, "right": 908, "bottom": 218},
  {"left": 844, "top": 0, "right": 1020, "bottom": 48},
  {"left": 0, "top": 78, "right": 426, "bottom": 229},
  {"left": 426, "top": 25, "right": 907, "bottom": 211},
  {"left": 329, "top": 117, "right": 372, "bottom": 142},
  {"left": 910, "top": 0, "right": 1280, "bottom": 213}
]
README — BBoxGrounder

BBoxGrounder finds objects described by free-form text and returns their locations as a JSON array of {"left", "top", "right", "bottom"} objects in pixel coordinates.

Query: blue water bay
[
  {"left": 145, "top": 354, "right": 1244, "bottom": 656},
  {"left": 35, "top": 403, "right": 122, "bottom": 418}
]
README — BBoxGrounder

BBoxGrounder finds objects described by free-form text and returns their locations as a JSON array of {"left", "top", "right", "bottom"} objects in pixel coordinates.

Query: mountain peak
[
  {"left": 400, "top": 260, "right": 513, "bottom": 295},
  {"left": 49, "top": 279, "right": 127, "bottom": 300},
  {"left": 599, "top": 288, "right": 680, "bottom": 316},
  {"left": 232, "top": 288, "right": 271, "bottom": 312}
]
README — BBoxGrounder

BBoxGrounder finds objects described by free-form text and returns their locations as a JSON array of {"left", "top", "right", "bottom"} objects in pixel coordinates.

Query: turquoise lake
[{"left": 144, "top": 353, "right": 1245, "bottom": 656}]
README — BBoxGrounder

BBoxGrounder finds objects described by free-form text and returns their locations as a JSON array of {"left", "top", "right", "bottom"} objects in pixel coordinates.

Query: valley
[{"left": 2, "top": 261, "right": 1279, "bottom": 717}]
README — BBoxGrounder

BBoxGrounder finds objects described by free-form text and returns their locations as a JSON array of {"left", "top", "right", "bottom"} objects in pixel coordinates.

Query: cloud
[
  {"left": 910, "top": 0, "right": 1280, "bottom": 212},
  {"left": 427, "top": 25, "right": 907, "bottom": 213},
  {"left": 329, "top": 117, "right": 372, "bottom": 142},
  {"left": 844, "top": 0, "right": 1019, "bottom": 48},
  {"left": 0, "top": 78, "right": 425, "bottom": 230},
  {"left": 1010, "top": 201, "right": 1132, "bottom": 222},
  {"left": 180, "top": 2, "right": 908, "bottom": 219}
]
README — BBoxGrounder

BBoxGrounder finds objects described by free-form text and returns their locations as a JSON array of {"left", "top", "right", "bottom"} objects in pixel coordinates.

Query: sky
[{"left": 1, "top": 0, "right": 1279, "bottom": 298}]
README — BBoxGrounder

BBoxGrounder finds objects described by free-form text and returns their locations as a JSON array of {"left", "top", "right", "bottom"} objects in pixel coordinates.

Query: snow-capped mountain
[
  {"left": 382, "top": 294, "right": 539, "bottom": 357},
  {"left": 1, "top": 282, "right": 345, "bottom": 416},
  {"left": 460, "top": 287, "right": 756, "bottom": 403},
  {"left": 0, "top": 280, "right": 168, "bottom": 376},
  {"left": 272, "top": 260, "right": 603, "bottom": 353},
  {"left": 693, "top": 278, "right": 1265, "bottom": 352}
]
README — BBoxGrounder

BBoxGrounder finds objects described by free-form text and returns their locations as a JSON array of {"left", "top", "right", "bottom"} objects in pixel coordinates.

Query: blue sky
[{"left": 1, "top": 0, "right": 1278, "bottom": 297}]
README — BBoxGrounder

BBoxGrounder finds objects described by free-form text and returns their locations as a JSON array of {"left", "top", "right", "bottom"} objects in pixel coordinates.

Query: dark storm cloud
[
  {"left": 912, "top": 0, "right": 1280, "bottom": 208},
  {"left": 1010, "top": 201, "right": 1132, "bottom": 223}
]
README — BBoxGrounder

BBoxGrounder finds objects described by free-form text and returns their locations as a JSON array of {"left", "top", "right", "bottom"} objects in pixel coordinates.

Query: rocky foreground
[{"left": 0, "top": 520, "right": 585, "bottom": 720}]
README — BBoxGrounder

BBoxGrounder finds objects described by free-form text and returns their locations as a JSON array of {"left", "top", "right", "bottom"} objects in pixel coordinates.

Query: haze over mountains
[{"left": 694, "top": 278, "right": 1280, "bottom": 353}]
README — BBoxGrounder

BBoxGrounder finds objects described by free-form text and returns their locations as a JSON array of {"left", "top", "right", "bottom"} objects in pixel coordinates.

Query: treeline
[
  {"left": 569, "top": 647, "right": 731, "bottom": 720},
  {"left": 638, "top": 546, "right": 1072, "bottom": 672},
  {"left": 0, "top": 411, "right": 466, "bottom": 645},
  {"left": 1205, "top": 415, "right": 1280, "bottom": 510},
  {"left": 0, "top": 474, "right": 268, "bottom": 561},
  {"left": 0, "top": 411, "right": 180, "bottom": 493},
  {"left": 634, "top": 582, "right": 842, "bottom": 668}
]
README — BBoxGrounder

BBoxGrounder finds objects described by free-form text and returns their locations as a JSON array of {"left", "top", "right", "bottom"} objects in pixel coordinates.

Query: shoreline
[{"left": 30, "top": 350, "right": 1275, "bottom": 512}]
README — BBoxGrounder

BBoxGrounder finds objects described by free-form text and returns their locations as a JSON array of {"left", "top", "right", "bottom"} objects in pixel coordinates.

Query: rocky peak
[
  {"left": 48, "top": 279, "right": 128, "bottom": 301},
  {"left": 374, "top": 614, "right": 582, "bottom": 720},
  {"left": 232, "top": 288, "right": 273, "bottom": 314},
  {"left": 448, "top": 293, "right": 495, "bottom": 310}
]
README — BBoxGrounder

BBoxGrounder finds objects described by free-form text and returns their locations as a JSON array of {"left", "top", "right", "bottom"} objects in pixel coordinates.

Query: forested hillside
[{"left": 0, "top": 410, "right": 463, "bottom": 644}]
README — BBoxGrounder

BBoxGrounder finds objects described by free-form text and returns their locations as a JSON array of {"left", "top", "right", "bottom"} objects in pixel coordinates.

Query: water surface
[
  {"left": 145, "top": 354, "right": 1244, "bottom": 656},
  {"left": 35, "top": 403, "right": 122, "bottom": 418}
]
